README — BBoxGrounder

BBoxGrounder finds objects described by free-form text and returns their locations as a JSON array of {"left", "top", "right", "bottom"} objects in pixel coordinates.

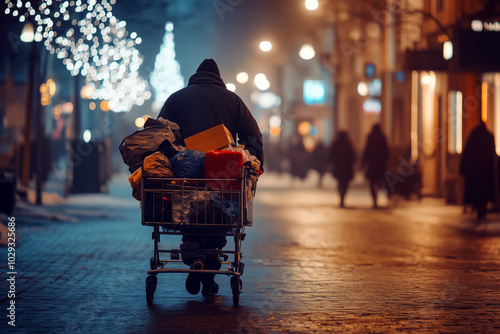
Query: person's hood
[
  {"left": 196, "top": 59, "right": 220, "bottom": 76},
  {"left": 188, "top": 59, "right": 226, "bottom": 88}
]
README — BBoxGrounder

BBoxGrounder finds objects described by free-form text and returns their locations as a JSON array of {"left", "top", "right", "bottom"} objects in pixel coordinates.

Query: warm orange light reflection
[
  {"left": 482, "top": 82, "right": 488, "bottom": 123},
  {"left": 100, "top": 100, "right": 110, "bottom": 111}
]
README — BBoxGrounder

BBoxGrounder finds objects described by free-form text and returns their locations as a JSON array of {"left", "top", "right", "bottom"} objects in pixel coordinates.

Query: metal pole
[
  {"left": 35, "top": 49, "right": 48, "bottom": 205},
  {"left": 21, "top": 40, "right": 37, "bottom": 188}
]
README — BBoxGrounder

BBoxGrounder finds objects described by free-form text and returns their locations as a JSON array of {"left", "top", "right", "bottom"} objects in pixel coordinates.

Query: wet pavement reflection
[{"left": 5, "top": 173, "right": 500, "bottom": 333}]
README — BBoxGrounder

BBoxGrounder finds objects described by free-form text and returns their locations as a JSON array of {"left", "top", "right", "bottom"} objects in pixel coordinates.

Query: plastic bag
[
  {"left": 128, "top": 152, "right": 175, "bottom": 202},
  {"left": 172, "top": 189, "right": 208, "bottom": 224},
  {"left": 171, "top": 150, "right": 205, "bottom": 178},
  {"left": 143, "top": 151, "right": 175, "bottom": 178},
  {"left": 222, "top": 145, "right": 261, "bottom": 173},
  {"left": 119, "top": 118, "right": 185, "bottom": 172},
  {"left": 128, "top": 168, "right": 142, "bottom": 201},
  {"left": 207, "top": 193, "right": 239, "bottom": 217}
]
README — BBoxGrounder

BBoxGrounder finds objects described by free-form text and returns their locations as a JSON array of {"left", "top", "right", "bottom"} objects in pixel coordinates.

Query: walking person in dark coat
[
  {"left": 158, "top": 59, "right": 264, "bottom": 296},
  {"left": 329, "top": 131, "right": 356, "bottom": 207},
  {"left": 459, "top": 121, "right": 497, "bottom": 219},
  {"left": 361, "top": 123, "right": 390, "bottom": 208}
]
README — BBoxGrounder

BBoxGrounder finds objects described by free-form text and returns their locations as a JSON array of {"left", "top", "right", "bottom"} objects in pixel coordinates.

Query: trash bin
[
  {"left": 70, "top": 140, "right": 104, "bottom": 193},
  {"left": 0, "top": 172, "right": 16, "bottom": 215}
]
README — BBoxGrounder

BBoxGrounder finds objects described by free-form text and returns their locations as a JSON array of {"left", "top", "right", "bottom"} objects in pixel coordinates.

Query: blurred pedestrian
[
  {"left": 361, "top": 123, "right": 389, "bottom": 208},
  {"left": 289, "top": 136, "right": 310, "bottom": 181},
  {"left": 329, "top": 131, "right": 356, "bottom": 207},
  {"left": 459, "top": 121, "right": 497, "bottom": 219},
  {"left": 312, "top": 141, "right": 329, "bottom": 187}
]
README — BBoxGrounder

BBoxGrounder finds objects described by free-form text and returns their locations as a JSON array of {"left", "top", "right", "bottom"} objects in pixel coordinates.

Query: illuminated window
[
  {"left": 303, "top": 80, "right": 326, "bottom": 105},
  {"left": 448, "top": 91, "right": 463, "bottom": 154}
]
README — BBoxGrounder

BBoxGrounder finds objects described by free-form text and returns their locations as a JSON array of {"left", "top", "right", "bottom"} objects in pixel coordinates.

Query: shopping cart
[{"left": 141, "top": 163, "right": 257, "bottom": 305}]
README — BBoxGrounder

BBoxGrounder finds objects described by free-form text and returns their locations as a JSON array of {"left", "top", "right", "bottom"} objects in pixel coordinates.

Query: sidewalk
[
  {"left": 0, "top": 173, "right": 138, "bottom": 245},
  {"left": 7, "top": 170, "right": 500, "bottom": 228},
  {"left": 4, "top": 169, "right": 500, "bottom": 251},
  {"left": 2, "top": 170, "right": 499, "bottom": 333}
]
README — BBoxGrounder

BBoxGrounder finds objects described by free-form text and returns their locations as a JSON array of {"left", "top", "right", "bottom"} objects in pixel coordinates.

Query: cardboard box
[{"left": 184, "top": 124, "right": 235, "bottom": 153}]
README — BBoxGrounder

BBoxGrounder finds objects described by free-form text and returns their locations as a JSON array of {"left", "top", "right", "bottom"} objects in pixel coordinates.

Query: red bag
[{"left": 204, "top": 150, "right": 243, "bottom": 189}]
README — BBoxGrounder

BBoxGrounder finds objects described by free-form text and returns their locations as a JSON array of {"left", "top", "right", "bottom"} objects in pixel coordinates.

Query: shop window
[{"left": 448, "top": 91, "right": 463, "bottom": 154}]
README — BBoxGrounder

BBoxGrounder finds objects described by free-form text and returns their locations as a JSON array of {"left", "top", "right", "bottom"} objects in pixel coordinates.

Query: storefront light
[
  {"left": 269, "top": 115, "right": 281, "bottom": 128},
  {"left": 299, "top": 44, "right": 315, "bottom": 60},
  {"left": 363, "top": 98, "right": 381, "bottom": 113},
  {"left": 357, "top": 82, "right": 368, "bottom": 96},
  {"left": 482, "top": 82, "right": 488, "bottom": 123},
  {"left": 135, "top": 117, "right": 145, "bottom": 128},
  {"left": 259, "top": 41, "right": 272, "bottom": 52},
  {"left": 305, "top": 0, "right": 319, "bottom": 10},
  {"left": 20, "top": 22, "right": 34, "bottom": 42},
  {"left": 443, "top": 41, "right": 453, "bottom": 60},
  {"left": 254, "top": 73, "right": 270, "bottom": 91},
  {"left": 236, "top": 72, "right": 248, "bottom": 84},
  {"left": 421, "top": 71, "right": 436, "bottom": 86},
  {"left": 298, "top": 121, "right": 311, "bottom": 135},
  {"left": 83, "top": 129, "right": 92, "bottom": 143}
]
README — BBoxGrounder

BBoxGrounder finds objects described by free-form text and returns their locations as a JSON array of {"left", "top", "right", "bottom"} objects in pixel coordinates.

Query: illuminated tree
[{"left": 150, "top": 22, "right": 185, "bottom": 112}]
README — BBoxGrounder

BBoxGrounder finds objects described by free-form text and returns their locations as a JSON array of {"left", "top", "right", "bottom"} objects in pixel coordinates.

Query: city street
[{"left": 1, "top": 172, "right": 500, "bottom": 333}]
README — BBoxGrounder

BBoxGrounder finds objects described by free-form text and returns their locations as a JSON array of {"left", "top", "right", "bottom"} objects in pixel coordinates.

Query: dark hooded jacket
[
  {"left": 329, "top": 131, "right": 356, "bottom": 181},
  {"left": 158, "top": 59, "right": 264, "bottom": 168},
  {"left": 361, "top": 124, "right": 389, "bottom": 181},
  {"left": 459, "top": 122, "right": 496, "bottom": 204}
]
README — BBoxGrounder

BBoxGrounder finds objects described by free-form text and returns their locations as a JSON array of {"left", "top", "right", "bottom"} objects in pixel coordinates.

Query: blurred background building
[{"left": 0, "top": 0, "right": 499, "bottom": 206}]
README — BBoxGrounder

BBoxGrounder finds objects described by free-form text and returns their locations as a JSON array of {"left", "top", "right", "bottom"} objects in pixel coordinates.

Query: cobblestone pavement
[{"left": 1, "top": 173, "right": 500, "bottom": 333}]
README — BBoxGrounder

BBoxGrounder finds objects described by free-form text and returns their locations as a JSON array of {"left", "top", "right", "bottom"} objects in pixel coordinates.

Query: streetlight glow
[
  {"left": 259, "top": 40, "right": 272, "bottom": 52},
  {"left": 226, "top": 83, "right": 236, "bottom": 92},
  {"left": 254, "top": 73, "right": 270, "bottom": 91},
  {"left": 20, "top": 22, "right": 34, "bottom": 42},
  {"left": 357, "top": 82, "right": 368, "bottom": 96},
  {"left": 299, "top": 43, "right": 315, "bottom": 60},
  {"left": 83, "top": 129, "right": 92, "bottom": 143},
  {"left": 305, "top": 0, "right": 319, "bottom": 10},
  {"left": 236, "top": 72, "right": 249, "bottom": 84},
  {"left": 135, "top": 117, "right": 145, "bottom": 128},
  {"left": 443, "top": 41, "right": 453, "bottom": 60}
]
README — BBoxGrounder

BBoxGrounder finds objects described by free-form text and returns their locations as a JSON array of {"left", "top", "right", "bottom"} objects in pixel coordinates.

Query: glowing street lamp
[
  {"left": 20, "top": 22, "right": 34, "bottom": 42},
  {"left": 305, "top": 0, "right": 319, "bottom": 11},
  {"left": 259, "top": 41, "right": 272, "bottom": 52},
  {"left": 254, "top": 73, "right": 270, "bottom": 91},
  {"left": 299, "top": 43, "right": 315, "bottom": 60},
  {"left": 236, "top": 72, "right": 249, "bottom": 84}
]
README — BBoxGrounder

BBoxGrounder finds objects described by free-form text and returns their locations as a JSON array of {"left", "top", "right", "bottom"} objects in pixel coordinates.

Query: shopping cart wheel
[
  {"left": 231, "top": 276, "right": 242, "bottom": 306},
  {"left": 146, "top": 275, "right": 157, "bottom": 305}
]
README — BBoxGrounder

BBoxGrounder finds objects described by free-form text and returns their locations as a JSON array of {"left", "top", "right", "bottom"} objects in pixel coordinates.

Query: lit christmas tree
[{"left": 150, "top": 22, "right": 185, "bottom": 112}]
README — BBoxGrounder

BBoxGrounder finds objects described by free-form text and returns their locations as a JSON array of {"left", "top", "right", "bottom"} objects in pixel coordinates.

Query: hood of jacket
[{"left": 188, "top": 71, "right": 226, "bottom": 88}]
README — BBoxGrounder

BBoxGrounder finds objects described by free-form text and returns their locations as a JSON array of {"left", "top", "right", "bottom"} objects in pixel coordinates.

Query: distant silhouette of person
[
  {"left": 312, "top": 141, "right": 329, "bottom": 187},
  {"left": 329, "top": 131, "right": 356, "bottom": 207},
  {"left": 361, "top": 124, "right": 390, "bottom": 208},
  {"left": 265, "top": 142, "right": 284, "bottom": 173},
  {"left": 459, "top": 121, "right": 497, "bottom": 219},
  {"left": 289, "top": 136, "right": 310, "bottom": 180}
]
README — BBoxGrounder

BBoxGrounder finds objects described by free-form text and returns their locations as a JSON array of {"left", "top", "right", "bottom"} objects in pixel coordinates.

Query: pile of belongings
[{"left": 119, "top": 118, "right": 261, "bottom": 224}]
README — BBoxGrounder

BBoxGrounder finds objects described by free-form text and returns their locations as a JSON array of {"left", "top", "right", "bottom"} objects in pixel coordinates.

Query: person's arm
[{"left": 236, "top": 100, "right": 264, "bottom": 171}]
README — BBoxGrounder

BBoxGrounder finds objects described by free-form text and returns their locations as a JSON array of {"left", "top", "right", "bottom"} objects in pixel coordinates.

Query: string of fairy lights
[{"left": 4, "top": 0, "right": 151, "bottom": 112}]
